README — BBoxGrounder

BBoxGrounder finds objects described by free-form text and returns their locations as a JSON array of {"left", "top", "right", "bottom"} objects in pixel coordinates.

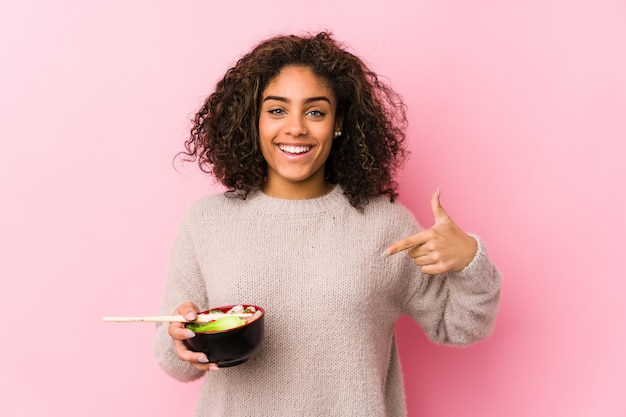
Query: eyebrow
[{"left": 262, "top": 95, "right": 331, "bottom": 104}]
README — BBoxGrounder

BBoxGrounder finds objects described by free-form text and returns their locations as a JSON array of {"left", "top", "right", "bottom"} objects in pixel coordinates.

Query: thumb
[{"left": 430, "top": 187, "right": 449, "bottom": 225}]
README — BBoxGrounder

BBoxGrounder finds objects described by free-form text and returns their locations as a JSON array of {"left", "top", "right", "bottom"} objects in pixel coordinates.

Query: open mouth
[{"left": 278, "top": 144, "right": 312, "bottom": 155}]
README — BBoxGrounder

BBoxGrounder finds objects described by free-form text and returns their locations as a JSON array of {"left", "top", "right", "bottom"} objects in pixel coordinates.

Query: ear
[{"left": 334, "top": 115, "right": 343, "bottom": 133}]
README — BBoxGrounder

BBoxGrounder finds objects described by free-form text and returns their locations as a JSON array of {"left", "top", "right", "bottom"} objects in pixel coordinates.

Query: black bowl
[{"left": 184, "top": 305, "right": 264, "bottom": 367}]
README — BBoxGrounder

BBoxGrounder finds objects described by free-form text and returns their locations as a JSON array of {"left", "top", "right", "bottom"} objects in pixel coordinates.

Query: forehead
[{"left": 263, "top": 65, "right": 335, "bottom": 99}]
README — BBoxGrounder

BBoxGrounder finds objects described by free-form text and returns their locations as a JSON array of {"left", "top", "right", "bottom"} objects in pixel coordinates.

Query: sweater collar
[{"left": 246, "top": 184, "right": 347, "bottom": 215}]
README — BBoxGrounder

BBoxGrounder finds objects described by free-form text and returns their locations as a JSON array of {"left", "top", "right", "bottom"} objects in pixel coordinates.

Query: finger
[
  {"left": 173, "top": 302, "right": 200, "bottom": 321},
  {"left": 381, "top": 232, "right": 428, "bottom": 257},
  {"left": 191, "top": 361, "right": 220, "bottom": 372},
  {"left": 406, "top": 242, "right": 439, "bottom": 263},
  {"left": 173, "top": 338, "right": 197, "bottom": 361},
  {"left": 172, "top": 336, "right": 219, "bottom": 371},
  {"left": 421, "top": 263, "right": 444, "bottom": 275},
  {"left": 430, "top": 187, "right": 450, "bottom": 225},
  {"left": 200, "top": 362, "right": 220, "bottom": 372},
  {"left": 406, "top": 244, "right": 430, "bottom": 260},
  {"left": 167, "top": 313, "right": 221, "bottom": 372},
  {"left": 169, "top": 322, "right": 196, "bottom": 340}
]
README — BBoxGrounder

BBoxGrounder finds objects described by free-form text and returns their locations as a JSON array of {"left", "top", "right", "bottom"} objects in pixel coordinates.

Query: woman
[{"left": 153, "top": 32, "right": 501, "bottom": 417}]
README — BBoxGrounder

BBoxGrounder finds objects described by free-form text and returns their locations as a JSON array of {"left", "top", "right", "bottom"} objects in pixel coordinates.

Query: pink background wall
[{"left": 1, "top": 1, "right": 625, "bottom": 416}]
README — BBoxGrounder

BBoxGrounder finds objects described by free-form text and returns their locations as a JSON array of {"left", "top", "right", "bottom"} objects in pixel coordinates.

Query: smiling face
[{"left": 258, "top": 65, "right": 342, "bottom": 199}]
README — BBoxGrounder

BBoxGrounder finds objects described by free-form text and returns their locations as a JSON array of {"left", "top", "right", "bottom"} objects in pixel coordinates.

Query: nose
[{"left": 286, "top": 114, "right": 307, "bottom": 137}]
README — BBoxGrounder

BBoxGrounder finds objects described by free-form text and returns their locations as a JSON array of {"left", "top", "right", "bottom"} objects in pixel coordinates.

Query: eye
[
  {"left": 306, "top": 109, "right": 326, "bottom": 118},
  {"left": 268, "top": 108, "right": 286, "bottom": 116}
]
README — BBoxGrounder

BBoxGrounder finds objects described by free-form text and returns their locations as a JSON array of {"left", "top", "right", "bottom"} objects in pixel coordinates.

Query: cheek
[
  {"left": 257, "top": 121, "right": 270, "bottom": 145},
  {"left": 257, "top": 121, "right": 274, "bottom": 160},
  {"left": 258, "top": 117, "right": 277, "bottom": 141}
]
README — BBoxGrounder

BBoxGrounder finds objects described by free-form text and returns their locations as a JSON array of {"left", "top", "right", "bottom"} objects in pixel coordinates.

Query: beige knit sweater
[{"left": 153, "top": 185, "right": 501, "bottom": 417}]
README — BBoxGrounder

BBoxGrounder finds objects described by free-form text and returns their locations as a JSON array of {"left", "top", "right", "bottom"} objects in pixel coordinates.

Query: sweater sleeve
[
  {"left": 152, "top": 206, "right": 208, "bottom": 382},
  {"left": 402, "top": 234, "right": 502, "bottom": 346}
]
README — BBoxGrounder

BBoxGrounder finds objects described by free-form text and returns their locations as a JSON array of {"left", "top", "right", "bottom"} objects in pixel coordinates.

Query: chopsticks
[{"left": 103, "top": 313, "right": 254, "bottom": 323}]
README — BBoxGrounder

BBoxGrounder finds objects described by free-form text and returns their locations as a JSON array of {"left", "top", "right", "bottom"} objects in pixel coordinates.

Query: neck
[{"left": 262, "top": 177, "right": 334, "bottom": 200}]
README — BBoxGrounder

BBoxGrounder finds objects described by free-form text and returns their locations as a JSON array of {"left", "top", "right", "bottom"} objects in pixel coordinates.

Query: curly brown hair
[{"left": 179, "top": 32, "right": 408, "bottom": 210}]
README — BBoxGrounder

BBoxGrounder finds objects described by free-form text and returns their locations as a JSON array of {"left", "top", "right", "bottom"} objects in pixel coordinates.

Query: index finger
[
  {"left": 173, "top": 301, "right": 200, "bottom": 321},
  {"left": 380, "top": 232, "right": 427, "bottom": 257}
]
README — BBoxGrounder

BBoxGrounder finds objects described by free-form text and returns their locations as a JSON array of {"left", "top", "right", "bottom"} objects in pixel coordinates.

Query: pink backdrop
[{"left": 1, "top": 1, "right": 625, "bottom": 416}]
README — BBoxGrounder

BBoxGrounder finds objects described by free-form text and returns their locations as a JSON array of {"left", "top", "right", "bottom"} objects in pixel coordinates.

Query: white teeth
[{"left": 278, "top": 145, "right": 311, "bottom": 154}]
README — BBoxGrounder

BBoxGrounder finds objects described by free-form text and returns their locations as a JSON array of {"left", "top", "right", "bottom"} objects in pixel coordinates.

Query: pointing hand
[{"left": 381, "top": 189, "right": 477, "bottom": 275}]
